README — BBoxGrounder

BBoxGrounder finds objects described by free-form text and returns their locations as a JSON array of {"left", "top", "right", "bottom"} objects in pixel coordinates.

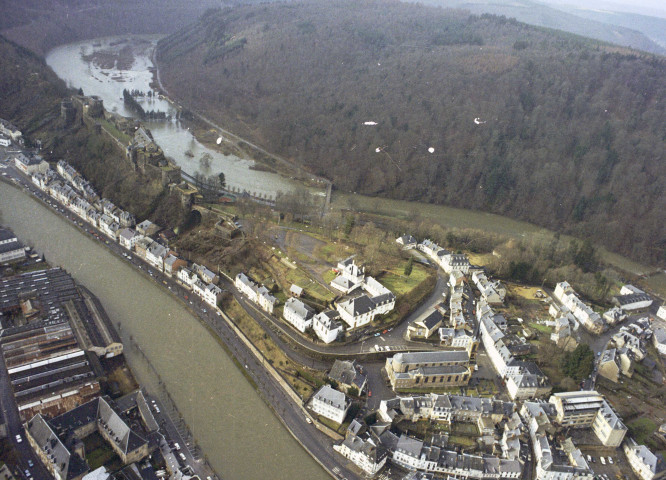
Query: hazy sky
[{"left": 544, "top": 0, "right": 666, "bottom": 18}]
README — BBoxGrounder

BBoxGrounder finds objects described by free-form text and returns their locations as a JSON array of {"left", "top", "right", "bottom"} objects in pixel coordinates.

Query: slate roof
[
  {"left": 26, "top": 414, "right": 88, "bottom": 480},
  {"left": 614, "top": 293, "right": 652, "bottom": 306},
  {"left": 420, "top": 310, "right": 444, "bottom": 330},
  {"left": 392, "top": 350, "right": 469, "bottom": 367},
  {"left": 329, "top": 359, "right": 367, "bottom": 390},
  {"left": 340, "top": 294, "right": 376, "bottom": 316},
  {"left": 313, "top": 384, "right": 348, "bottom": 410}
]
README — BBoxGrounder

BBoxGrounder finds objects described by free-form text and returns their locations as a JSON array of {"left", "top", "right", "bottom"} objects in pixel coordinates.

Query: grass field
[
  {"left": 285, "top": 267, "right": 335, "bottom": 303},
  {"left": 508, "top": 283, "right": 544, "bottom": 300},
  {"left": 529, "top": 322, "right": 553, "bottom": 334},
  {"left": 628, "top": 418, "right": 658, "bottom": 444},
  {"left": 379, "top": 263, "right": 429, "bottom": 296}
]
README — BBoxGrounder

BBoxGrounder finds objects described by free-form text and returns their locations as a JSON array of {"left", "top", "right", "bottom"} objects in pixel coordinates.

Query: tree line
[{"left": 156, "top": 0, "right": 666, "bottom": 266}]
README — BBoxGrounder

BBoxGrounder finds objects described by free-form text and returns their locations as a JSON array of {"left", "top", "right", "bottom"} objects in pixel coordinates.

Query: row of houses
[
  {"left": 478, "top": 300, "right": 551, "bottom": 401},
  {"left": 30, "top": 160, "right": 136, "bottom": 241},
  {"left": 390, "top": 433, "right": 521, "bottom": 478},
  {"left": 378, "top": 393, "right": 515, "bottom": 426},
  {"left": 235, "top": 272, "right": 278, "bottom": 314},
  {"left": 471, "top": 271, "right": 506, "bottom": 306},
  {"left": 414, "top": 238, "right": 471, "bottom": 274},
  {"left": 520, "top": 401, "right": 593, "bottom": 480},
  {"left": 553, "top": 282, "right": 604, "bottom": 334},
  {"left": 334, "top": 415, "right": 523, "bottom": 479},
  {"left": 29, "top": 159, "right": 226, "bottom": 311}
]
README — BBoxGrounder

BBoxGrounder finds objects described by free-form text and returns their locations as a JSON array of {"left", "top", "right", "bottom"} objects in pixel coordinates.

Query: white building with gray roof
[
  {"left": 0, "top": 228, "right": 26, "bottom": 263},
  {"left": 234, "top": 273, "right": 278, "bottom": 314},
  {"left": 283, "top": 297, "right": 316, "bottom": 333},
  {"left": 313, "top": 310, "right": 344, "bottom": 343},
  {"left": 334, "top": 434, "right": 388, "bottom": 475},
  {"left": 310, "top": 385, "right": 350, "bottom": 424},
  {"left": 624, "top": 439, "right": 666, "bottom": 480},
  {"left": 389, "top": 434, "right": 521, "bottom": 479},
  {"left": 145, "top": 242, "right": 168, "bottom": 271}
]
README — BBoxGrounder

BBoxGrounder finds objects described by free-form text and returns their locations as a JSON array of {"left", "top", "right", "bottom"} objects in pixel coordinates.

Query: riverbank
[
  {"left": 0, "top": 172, "right": 357, "bottom": 479},
  {"left": 149, "top": 42, "right": 332, "bottom": 193}
]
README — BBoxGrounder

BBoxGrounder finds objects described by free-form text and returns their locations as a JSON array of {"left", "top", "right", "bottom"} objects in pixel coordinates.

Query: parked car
[
  {"left": 15, "top": 434, "right": 22, "bottom": 443},
  {"left": 600, "top": 457, "right": 606, "bottom": 465},
  {"left": 608, "top": 457, "right": 614, "bottom": 465}
]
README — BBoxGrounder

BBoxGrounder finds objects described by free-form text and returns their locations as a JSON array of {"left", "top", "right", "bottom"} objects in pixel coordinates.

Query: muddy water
[{"left": 0, "top": 182, "right": 328, "bottom": 480}]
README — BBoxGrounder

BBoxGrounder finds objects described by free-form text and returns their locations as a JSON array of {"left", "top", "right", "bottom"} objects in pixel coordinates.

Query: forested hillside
[
  {"left": 420, "top": 0, "right": 666, "bottom": 55},
  {"left": 156, "top": 1, "right": 665, "bottom": 265},
  {"left": 0, "top": 35, "right": 67, "bottom": 135},
  {"left": 0, "top": 0, "right": 218, "bottom": 55}
]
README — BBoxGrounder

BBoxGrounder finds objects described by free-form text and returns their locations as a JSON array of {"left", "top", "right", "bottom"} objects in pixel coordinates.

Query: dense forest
[
  {"left": 156, "top": 1, "right": 665, "bottom": 265},
  {"left": 0, "top": 35, "right": 67, "bottom": 135}
]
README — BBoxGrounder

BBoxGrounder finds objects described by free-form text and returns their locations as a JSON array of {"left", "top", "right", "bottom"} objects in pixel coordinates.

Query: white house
[
  {"left": 330, "top": 256, "right": 366, "bottom": 293},
  {"left": 312, "top": 310, "right": 344, "bottom": 344},
  {"left": 283, "top": 297, "right": 315, "bottom": 333},
  {"left": 334, "top": 435, "right": 388, "bottom": 476},
  {"left": 193, "top": 263, "right": 218, "bottom": 284},
  {"left": 396, "top": 235, "right": 417, "bottom": 249},
  {"left": 310, "top": 385, "right": 350, "bottom": 425},
  {"left": 440, "top": 253, "right": 470, "bottom": 274},
  {"left": 417, "top": 239, "right": 444, "bottom": 259},
  {"left": 145, "top": 242, "right": 168, "bottom": 272},
  {"left": 234, "top": 273, "right": 278, "bottom": 314},
  {"left": 657, "top": 306, "right": 666, "bottom": 322},
  {"left": 177, "top": 267, "right": 198, "bottom": 288},
  {"left": 192, "top": 279, "right": 222, "bottom": 307},
  {"left": 98, "top": 214, "right": 120, "bottom": 241},
  {"left": 118, "top": 228, "right": 140, "bottom": 251},
  {"left": 14, "top": 153, "right": 48, "bottom": 175},
  {"left": 603, "top": 307, "right": 627, "bottom": 326},
  {"left": 337, "top": 292, "right": 395, "bottom": 329}
]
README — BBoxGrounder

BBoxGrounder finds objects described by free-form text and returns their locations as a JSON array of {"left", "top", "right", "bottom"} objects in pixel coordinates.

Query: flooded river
[
  {"left": 45, "top": 36, "right": 302, "bottom": 199},
  {"left": 0, "top": 181, "right": 329, "bottom": 480}
]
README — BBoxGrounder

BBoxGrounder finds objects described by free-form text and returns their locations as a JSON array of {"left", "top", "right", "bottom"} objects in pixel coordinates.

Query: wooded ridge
[{"left": 156, "top": 0, "right": 665, "bottom": 265}]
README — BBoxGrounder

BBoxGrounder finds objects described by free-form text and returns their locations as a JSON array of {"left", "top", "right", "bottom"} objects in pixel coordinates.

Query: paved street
[
  {"left": 2, "top": 158, "right": 363, "bottom": 479},
  {"left": 0, "top": 344, "right": 53, "bottom": 480}
]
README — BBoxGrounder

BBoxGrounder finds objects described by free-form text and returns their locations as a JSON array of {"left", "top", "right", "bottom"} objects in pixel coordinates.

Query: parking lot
[{"left": 578, "top": 447, "right": 636, "bottom": 480}]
